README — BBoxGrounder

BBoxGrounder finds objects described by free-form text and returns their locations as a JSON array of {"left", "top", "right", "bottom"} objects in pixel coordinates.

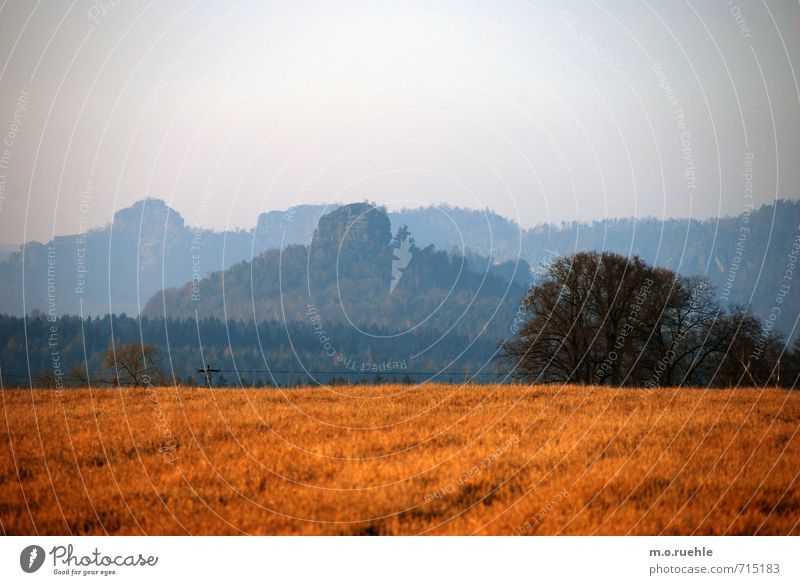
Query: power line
[
  {"left": 0, "top": 368, "right": 506, "bottom": 384},
  {"left": 1, "top": 370, "right": 503, "bottom": 378},
  {"left": 206, "top": 369, "right": 503, "bottom": 376}
]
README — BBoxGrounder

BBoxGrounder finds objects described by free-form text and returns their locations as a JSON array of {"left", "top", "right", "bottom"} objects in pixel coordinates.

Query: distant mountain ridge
[
  {"left": 0, "top": 244, "right": 17, "bottom": 263},
  {"left": 1, "top": 197, "right": 798, "bottom": 338},
  {"left": 145, "top": 203, "right": 528, "bottom": 344},
  {"left": 0, "top": 199, "right": 258, "bottom": 317},
  {"left": 0, "top": 198, "right": 532, "bottom": 319}
]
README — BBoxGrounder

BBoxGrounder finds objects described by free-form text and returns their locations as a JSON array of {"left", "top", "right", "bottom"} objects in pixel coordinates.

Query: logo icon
[{"left": 20, "top": 545, "right": 45, "bottom": 573}]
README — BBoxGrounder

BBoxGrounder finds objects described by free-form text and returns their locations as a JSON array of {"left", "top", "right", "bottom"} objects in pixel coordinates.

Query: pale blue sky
[{"left": 0, "top": 0, "right": 798, "bottom": 243}]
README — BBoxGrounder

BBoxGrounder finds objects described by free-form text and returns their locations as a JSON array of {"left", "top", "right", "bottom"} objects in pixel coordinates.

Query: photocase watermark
[
  {"left": 75, "top": 177, "right": 93, "bottom": 296},
  {"left": 510, "top": 249, "right": 560, "bottom": 334},
  {"left": 751, "top": 224, "right": 799, "bottom": 361},
  {"left": 743, "top": 150, "right": 754, "bottom": 200},
  {"left": 557, "top": 12, "right": 629, "bottom": 80},
  {"left": 46, "top": 245, "right": 57, "bottom": 320},
  {"left": 138, "top": 4, "right": 246, "bottom": 120},
  {"left": 0, "top": 88, "right": 29, "bottom": 215},
  {"left": 510, "top": 286, "right": 534, "bottom": 336},
  {"left": 308, "top": 302, "right": 338, "bottom": 358},
  {"left": 653, "top": 63, "right": 696, "bottom": 196},
  {"left": 644, "top": 281, "right": 708, "bottom": 388},
  {"left": 595, "top": 278, "right": 654, "bottom": 384},
  {"left": 87, "top": 0, "right": 120, "bottom": 25},
  {"left": 190, "top": 178, "right": 214, "bottom": 302},
  {"left": 48, "top": 325, "right": 66, "bottom": 396},
  {"left": 43, "top": 246, "right": 67, "bottom": 395},
  {"left": 513, "top": 488, "right": 569, "bottom": 535},
  {"left": 722, "top": 0, "right": 752, "bottom": 39},
  {"left": 720, "top": 151, "right": 754, "bottom": 303},
  {"left": 307, "top": 303, "right": 408, "bottom": 373},
  {"left": 424, "top": 435, "right": 519, "bottom": 503},
  {"left": 143, "top": 375, "right": 179, "bottom": 465},
  {"left": 341, "top": 358, "right": 407, "bottom": 373}
]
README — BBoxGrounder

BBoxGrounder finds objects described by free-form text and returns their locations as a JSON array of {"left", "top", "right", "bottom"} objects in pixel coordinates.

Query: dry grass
[{"left": 1, "top": 384, "right": 799, "bottom": 535}]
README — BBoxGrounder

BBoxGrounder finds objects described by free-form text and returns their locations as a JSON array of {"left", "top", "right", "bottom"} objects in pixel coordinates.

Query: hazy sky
[{"left": 0, "top": 0, "right": 798, "bottom": 244}]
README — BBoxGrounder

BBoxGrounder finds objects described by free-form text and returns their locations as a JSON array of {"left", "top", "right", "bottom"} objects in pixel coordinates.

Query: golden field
[{"left": 1, "top": 384, "right": 798, "bottom": 535}]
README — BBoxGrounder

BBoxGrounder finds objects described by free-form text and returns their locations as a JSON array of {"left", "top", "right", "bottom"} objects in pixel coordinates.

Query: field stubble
[{"left": 1, "top": 384, "right": 798, "bottom": 535}]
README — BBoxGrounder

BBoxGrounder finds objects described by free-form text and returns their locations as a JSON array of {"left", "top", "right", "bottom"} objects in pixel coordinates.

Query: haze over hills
[
  {"left": 0, "top": 197, "right": 798, "bottom": 340},
  {"left": 0, "top": 198, "right": 530, "bottom": 319},
  {"left": 0, "top": 244, "right": 17, "bottom": 263},
  {"left": 0, "top": 202, "right": 526, "bottom": 386},
  {"left": 1, "top": 198, "right": 799, "bottom": 388},
  {"left": 144, "top": 203, "right": 528, "bottom": 341}
]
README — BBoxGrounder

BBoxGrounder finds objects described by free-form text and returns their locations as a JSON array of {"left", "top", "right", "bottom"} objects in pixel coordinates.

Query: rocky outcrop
[
  {"left": 309, "top": 202, "right": 395, "bottom": 301},
  {"left": 312, "top": 202, "right": 391, "bottom": 248}
]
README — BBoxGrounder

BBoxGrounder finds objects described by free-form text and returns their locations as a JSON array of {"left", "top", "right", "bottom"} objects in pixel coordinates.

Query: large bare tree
[{"left": 498, "top": 251, "right": 775, "bottom": 387}]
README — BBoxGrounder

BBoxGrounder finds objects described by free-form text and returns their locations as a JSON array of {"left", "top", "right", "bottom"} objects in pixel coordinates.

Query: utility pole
[{"left": 197, "top": 364, "right": 220, "bottom": 387}]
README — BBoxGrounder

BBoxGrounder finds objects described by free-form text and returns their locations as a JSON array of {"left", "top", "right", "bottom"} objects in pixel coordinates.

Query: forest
[{"left": 2, "top": 202, "right": 798, "bottom": 390}]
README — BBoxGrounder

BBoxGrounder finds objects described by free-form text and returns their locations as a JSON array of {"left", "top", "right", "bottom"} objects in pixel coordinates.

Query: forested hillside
[
  {"left": 1, "top": 197, "right": 798, "bottom": 339},
  {"left": 144, "top": 203, "right": 529, "bottom": 342}
]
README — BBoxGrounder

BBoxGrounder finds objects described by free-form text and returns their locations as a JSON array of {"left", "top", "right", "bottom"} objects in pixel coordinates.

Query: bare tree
[
  {"left": 498, "top": 251, "right": 763, "bottom": 387},
  {"left": 638, "top": 273, "right": 721, "bottom": 387},
  {"left": 787, "top": 336, "right": 800, "bottom": 388},
  {"left": 67, "top": 365, "right": 89, "bottom": 387},
  {"left": 587, "top": 252, "right": 653, "bottom": 385},
  {"left": 103, "top": 343, "right": 163, "bottom": 386},
  {"left": 500, "top": 252, "right": 653, "bottom": 384},
  {"left": 709, "top": 307, "right": 787, "bottom": 387},
  {"left": 500, "top": 254, "right": 588, "bottom": 383}
]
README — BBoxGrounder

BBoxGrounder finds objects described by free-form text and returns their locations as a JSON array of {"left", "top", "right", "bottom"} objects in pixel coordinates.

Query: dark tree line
[
  {"left": 500, "top": 252, "right": 799, "bottom": 388},
  {"left": 0, "top": 313, "right": 503, "bottom": 388}
]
